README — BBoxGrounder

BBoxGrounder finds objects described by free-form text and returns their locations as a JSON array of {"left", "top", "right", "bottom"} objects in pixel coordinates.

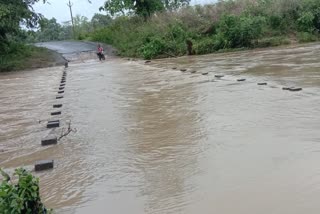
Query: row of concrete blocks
[
  {"left": 146, "top": 62, "right": 304, "bottom": 92},
  {"left": 35, "top": 69, "right": 67, "bottom": 172},
  {"left": 175, "top": 67, "right": 303, "bottom": 91}
]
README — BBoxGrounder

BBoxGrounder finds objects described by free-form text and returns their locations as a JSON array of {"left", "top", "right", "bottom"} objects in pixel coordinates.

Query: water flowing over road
[{"left": 1, "top": 42, "right": 320, "bottom": 214}]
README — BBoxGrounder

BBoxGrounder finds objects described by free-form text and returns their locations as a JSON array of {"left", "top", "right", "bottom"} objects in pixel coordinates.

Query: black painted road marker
[
  {"left": 47, "top": 120, "right": 60, "bottom": 128},
  {"left": 35, "top": 160, "right": 54, "bottom": 171},
  {"left": 51, "top": 111, "right": 61, "bottom": 116},
  {"left": 41, "top": 135, "right": 58, "bottom": 146},
  {"left": 288, "top": 87, "right": 302, "bottom": 92},
  {"left": 215, "top": 75, "right": 224, "bottom": 78},
  {"left": 53, "top": 104, "right": 62, "bottom": 108}
]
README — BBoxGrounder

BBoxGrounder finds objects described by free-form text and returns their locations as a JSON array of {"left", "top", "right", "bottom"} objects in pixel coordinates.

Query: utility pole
[{"left": 67, "top": 0, "right": 76, "bottom": 39}]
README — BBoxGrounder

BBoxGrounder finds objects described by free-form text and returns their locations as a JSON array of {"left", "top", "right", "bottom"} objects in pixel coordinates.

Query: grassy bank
[
  {"left": 0, "top": 43, "right": 65, "bottom": 72},
  {"left": 90, "top": 0, "right": 320, "bottom": 59}
]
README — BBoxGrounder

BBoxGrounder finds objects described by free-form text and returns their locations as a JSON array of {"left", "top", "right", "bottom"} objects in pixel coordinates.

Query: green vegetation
[
  {"left": 0, "top": 42, "right": 63, "bottom": 72},
  {"left": 90, "top": 0, "right": 320, "bottom": 59},
  {"left": 102, "top": 0, "right": 190, "bottom": 18},
  {"left": 0, "top": 0, "right": 50, "bottom": 71},
  {"left": 0, "top": 168, "right": 51, "bottom": 214},
  {"left": 29, "top": 14, "right": 113, "bottom": 42},
  {"left": 1, "top": 0, "right": 320, "bottom": 68},
  {"left": 0, "top": 0, "right": 44, "bottom": 42}
]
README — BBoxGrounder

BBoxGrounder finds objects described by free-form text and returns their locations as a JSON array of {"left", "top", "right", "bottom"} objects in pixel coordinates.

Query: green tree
[
  {"left": 73, "top": 15, "right": 92, "bottom": 39},
  {"left": 37, "top": 17, "right": 62, "bottom": 42},
  {"left": 91, "top": 13, "right": 113, "bottom": 29},
  {"left": 102, "top": 0, "right": 190, "bottom": 18},
  {"left": 0, "top": 0, "right": 45, "bottom": 41},
  {"left": 60, "top": 21, "right": 73, "bottom": 40}
]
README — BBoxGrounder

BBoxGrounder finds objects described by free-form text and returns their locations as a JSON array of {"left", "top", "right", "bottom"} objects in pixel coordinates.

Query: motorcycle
[{"left": 97, "top": 51, "right": 105, "bottom": 61}]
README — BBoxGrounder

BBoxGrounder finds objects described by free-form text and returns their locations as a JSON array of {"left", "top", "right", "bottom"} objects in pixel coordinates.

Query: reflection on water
[{"left": 1, "top": 43, "right": 320, "bottom": 214}]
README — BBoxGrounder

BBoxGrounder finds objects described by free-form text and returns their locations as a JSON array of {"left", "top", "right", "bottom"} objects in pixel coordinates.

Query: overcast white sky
[{"left": 34, "top": 0, "right": 216, "bottom": 23}]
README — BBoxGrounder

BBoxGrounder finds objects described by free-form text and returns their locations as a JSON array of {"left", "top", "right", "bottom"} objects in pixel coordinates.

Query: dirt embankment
[
  {"left": 0, "top": 46, "right": 67, "bottom": 72},
  {"left": 28, "top": 47, "right": 67, "bottom": 69}
]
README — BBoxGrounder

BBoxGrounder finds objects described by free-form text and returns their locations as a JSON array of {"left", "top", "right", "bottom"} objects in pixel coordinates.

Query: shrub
[
  {"left": 297, "top": 32, "right": 318, "bottom": 42},
  {"left": 255, "top": 36, "right": 291, "bottom": 48},
  {"left": 217, "top": 14, "right": 266, "bottom": 48},
  {"left": 297, "top": 11, "right": 315, "bottom": 32},
  {"left": 194, "top": 33, "right": 227, "bottom": 54},
  {"left": 194, "top": 37, "right": 216, "bottom": 54},
  {"left": 138, "top": 37, "right": 167, "bottom": 59},
  {"left": 0, "top": 168, "right": 51, "bottom": 214}
]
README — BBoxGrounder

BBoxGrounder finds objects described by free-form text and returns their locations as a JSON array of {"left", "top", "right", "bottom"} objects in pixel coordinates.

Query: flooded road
[{"left": 1, "top": 43, "right": 320, "bottom": 214}]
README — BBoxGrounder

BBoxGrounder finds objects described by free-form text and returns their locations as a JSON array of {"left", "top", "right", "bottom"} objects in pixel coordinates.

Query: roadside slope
[{"left": 0, "top": 46, "right": 66, "bottom": 72}]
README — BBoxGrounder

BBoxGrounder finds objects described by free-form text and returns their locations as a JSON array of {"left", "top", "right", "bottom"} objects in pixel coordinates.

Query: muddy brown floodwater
[{"left": 1, "top": 43, "right": 320, "bottom": 214}]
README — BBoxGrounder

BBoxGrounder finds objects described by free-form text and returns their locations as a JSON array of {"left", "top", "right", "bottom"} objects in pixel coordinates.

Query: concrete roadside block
[
  {"left": 41, "top": 135, "right": 57, "bottom": 146},
  {"left": 35, "top": 160, "right": 54, "bottom": 171},
  {"left": 237, "top": 78, "right": 246, "bottom": 82},
  {"left": 47, "top": 120, "right": 60, "bottom": 128},
  {"left": 53, "top": 104, "right": 62, "bottom": 108},
  {"left": 282, "top": 87, "right": 302, "bottom": 91},
  {"left": 288, "top": 87, "right": 302, "bottom": 92},
  {"left": 215, "top": 75, "right": 224, "bottom": 78},
  {"left": 51, "top": 111, "right": 61, "bottom": 116}
]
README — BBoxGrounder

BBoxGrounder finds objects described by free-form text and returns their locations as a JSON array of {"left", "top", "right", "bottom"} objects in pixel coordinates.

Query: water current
[{"left": 1, "top": 43, "right": 320, "bottom": 214}]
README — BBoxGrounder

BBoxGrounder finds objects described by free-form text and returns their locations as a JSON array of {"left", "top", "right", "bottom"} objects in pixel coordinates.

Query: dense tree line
[
  {"left": 27, "top": 13, "right": 112, "bottom": 42},
  {"left": 91, "top": 0, "right": 320, "bottom": 59},
  {"left": 102, "top": 0, "right": 190, "bottom": 18}
]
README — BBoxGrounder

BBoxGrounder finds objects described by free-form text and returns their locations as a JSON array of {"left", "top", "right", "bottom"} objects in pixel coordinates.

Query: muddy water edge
[{"left": 1, "top": 43, "right": 320, "bottom": 214}]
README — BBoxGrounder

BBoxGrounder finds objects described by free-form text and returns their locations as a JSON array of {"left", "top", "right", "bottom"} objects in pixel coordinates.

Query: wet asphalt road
[
  {"left": 36, "top": 41, "right": 97, "bottom": 55},
  {"left": 35, "top": 41, "right": 101, "bottom": 62}
]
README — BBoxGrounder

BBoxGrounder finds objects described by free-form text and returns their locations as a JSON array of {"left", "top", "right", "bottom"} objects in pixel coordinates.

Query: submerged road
[
  {"left": 1, "top": 42, "right": 320, "bottom": 214},
  {"left": 36, "top": 41, "right": 97, "bottom": 55},
  {"left": 35, "top": 41, "right": 113, "bottom": 62}
]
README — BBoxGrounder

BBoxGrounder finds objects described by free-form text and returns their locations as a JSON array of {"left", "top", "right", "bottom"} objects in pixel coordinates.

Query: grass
[{"left": 0, "top": 44, "right": 64, "bottom": 72}]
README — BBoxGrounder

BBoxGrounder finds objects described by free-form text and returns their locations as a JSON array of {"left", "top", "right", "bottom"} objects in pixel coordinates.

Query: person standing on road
[{"left": 97, "top": 44, "right": 105, "bottom": 61}]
